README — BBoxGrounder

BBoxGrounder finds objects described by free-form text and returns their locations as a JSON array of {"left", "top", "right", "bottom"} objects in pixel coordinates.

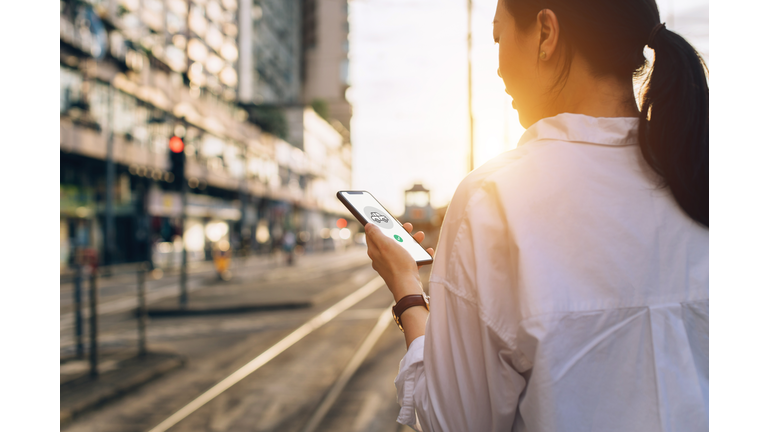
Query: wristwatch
[{"left": 392, "top": 292, "right": 430, "bottom": 332}]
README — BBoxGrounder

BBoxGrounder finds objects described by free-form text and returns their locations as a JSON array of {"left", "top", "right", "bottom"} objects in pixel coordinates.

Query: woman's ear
[{"left": 537, "top": 9, "right": 560, "bottom": 61}]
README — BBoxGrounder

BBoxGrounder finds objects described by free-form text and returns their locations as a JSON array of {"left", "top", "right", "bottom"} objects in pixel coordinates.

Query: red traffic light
[
  {"left": 169, "top": 136, "right": 184, "bottom": 153},
  {"left": 336, "top": 218, "right": 347, "bottom": 229}
]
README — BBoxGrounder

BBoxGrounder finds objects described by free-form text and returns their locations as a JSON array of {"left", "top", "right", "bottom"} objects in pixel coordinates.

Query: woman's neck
[{"left": 540, "top": 55, "right": 640, "bottom": 121}]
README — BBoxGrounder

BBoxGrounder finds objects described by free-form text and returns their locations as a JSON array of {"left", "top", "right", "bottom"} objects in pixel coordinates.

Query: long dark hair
[{"left": 504, "top": 0, "right": 709, "bottom": 227}]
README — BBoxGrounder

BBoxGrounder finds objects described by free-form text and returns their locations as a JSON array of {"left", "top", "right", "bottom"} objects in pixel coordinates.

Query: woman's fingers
[
  {"left": 402, "top": 222, "right": 426, "bottom": 244},
  {"left": 368, "top": 221, "right": 431, "bottom": 266},
  {"left": 413, "top": 231, "right": 425, "bottom": 244}
]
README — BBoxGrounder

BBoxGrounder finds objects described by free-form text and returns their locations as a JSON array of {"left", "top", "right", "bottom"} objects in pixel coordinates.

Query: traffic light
[
  {"left": 169, "top": 136, "right": 185, "bottom": 191},
  {"left": 169, "top": 135, "right": 184, "bottom": 153}
]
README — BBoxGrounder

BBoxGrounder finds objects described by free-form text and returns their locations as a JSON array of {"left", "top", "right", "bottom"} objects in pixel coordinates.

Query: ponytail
[
  {"left": 502, "top": 0, "right": 709, "bottom": 226},
  {"left": 639, "top": 26, "right": 709, "bottom": 227}
]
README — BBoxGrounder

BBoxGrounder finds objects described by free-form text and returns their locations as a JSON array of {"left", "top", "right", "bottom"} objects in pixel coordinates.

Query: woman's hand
[{"left": 364, "top": 222, "right": 435, "bottom": 302}]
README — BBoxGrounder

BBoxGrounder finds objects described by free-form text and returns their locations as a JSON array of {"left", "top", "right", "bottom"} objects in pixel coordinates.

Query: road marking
[
  {"left": 146, "top": 276, "right": 386, "bottom": 432},
  {"left": 300, "top": 306, "right": 393, "bottom": 432}
]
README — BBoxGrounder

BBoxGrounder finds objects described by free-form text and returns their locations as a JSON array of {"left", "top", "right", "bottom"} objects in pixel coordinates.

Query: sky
[{"left": 347, "top": 0, "right": 709, "bottom": 216}]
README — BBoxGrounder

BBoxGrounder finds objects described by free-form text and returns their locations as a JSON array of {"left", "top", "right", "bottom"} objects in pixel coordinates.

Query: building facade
[
  {"left": 237, "top": 0, "right": 302, "bottom": 104},
  {"left": 60, "top": 0, "right": 353, "bottom": 271},
  {"left": 301, "top": 0, "right": 352, "bottom": 131}
]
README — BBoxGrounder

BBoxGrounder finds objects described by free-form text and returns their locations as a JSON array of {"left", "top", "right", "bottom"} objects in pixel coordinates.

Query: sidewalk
[
  {"left": 60, "top": 251, "right": 280, "bottom": 286},
  {"left": 60, "top": 246, "right": 371, "bottom": 426},
  {"left": 60, "top": 351, "right": 185, "bottom": 426},
  {"left": 147, "top": 246, "right": 372, "bottom": 316},
  {"left": 60, "top": 248, "right": 356, "bottom": 323}
]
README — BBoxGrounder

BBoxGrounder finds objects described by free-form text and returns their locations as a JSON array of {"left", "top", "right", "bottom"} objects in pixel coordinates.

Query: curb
[{"left": 146, "top": 301, "right": 313, "bottom": 316}]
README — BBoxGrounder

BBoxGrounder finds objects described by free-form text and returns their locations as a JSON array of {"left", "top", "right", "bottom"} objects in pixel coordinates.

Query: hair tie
[{"left": 647, "top": 22, "right": 666, "bottom": 49}]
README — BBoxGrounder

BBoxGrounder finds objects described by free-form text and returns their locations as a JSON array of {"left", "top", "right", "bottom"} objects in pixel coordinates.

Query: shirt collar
[{"left": 517, "top": 113, "right": 640, "bottom": 148}]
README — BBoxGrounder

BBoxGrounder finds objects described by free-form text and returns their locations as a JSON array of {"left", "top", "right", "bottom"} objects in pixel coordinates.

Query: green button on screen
[{"left": 394, "top": 235, "right": 403, "bottom": 242}]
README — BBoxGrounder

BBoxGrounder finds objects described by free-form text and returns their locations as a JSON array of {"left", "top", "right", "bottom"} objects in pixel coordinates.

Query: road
[{"left": 61, "top": 247, "right": 424, "bottom": 432}]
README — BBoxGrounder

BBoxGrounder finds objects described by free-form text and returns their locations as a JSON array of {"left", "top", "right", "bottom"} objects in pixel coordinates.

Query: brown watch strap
[{"left": 392, "top": 293, "right": 430, "bottom": 332}]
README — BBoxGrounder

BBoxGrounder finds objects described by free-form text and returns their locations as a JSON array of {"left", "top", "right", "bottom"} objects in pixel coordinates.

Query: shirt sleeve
[
  {"left": 394, "top": 186, "right": 527, "bottom": 432},
  {"left": 395, "top": 335, "right": 425, "bottom": 430}
]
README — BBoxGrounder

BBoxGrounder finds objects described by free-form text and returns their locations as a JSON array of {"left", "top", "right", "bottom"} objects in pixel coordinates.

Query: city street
[
  {"left": 57, "top": 1, "right": 435, "bottom": 430},
  {"left": 61, "top": 246, "right": 425, "bottom": 432}
]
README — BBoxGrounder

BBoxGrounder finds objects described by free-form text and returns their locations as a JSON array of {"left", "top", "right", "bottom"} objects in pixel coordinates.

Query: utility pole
[
  {"left": 89, "top": 262, "right": 99, "bottom": 377},
  {"left": 169, "top": 136, "right": 188, "bottom": 307},
  {"left": 73, "top": 260, "right": 85, "bottom": 358},
  {"left": 137, "top": 263, "right": 148, "bottom": 356},
  {"left": 105, "top": 86, "right": 115, "bottom": 272},
  {"left": 467, "top": 0, "right": 475, "bottom": 173},
  {"left": 180, "top": 179, "right": 188, "bottom": 307}
]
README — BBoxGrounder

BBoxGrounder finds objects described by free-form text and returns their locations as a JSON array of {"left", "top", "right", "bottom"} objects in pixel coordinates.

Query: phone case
[{"left": 336, "top": 190, "right": 433, "bottom": 265}]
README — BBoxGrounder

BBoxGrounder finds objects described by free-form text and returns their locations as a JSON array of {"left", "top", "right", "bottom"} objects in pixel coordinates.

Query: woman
[{"left": 364, "top": 0, "right": 708, "bottom": 431}]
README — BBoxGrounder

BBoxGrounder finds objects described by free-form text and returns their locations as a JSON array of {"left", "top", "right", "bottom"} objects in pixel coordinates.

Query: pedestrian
[
  {"left": 364, "top": 0, "right": 708, "bottom": 431},
  {"left": 283, "top": 230, "right": 296, "bottom": 266}
]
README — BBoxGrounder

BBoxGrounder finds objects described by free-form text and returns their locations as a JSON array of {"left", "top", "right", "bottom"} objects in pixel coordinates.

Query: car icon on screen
[{"left": 370, "top": 211, "right": 389, "bottom": 224}]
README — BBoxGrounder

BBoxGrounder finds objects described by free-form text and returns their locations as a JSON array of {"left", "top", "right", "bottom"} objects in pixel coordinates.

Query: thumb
[
  {"left": 364, "top": 222, "right": 381, "bottom": 238},
  {"left": 365, "top": 223, "right": 389, "bottom": 247}
]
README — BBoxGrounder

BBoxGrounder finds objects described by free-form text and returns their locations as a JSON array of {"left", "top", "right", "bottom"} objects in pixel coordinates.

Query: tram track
[
  {"left": 146, "top": 276, "right": 389, "bottom": 432},
  {"left": 61, "top": 249, "right": 418, "bottom": 432},
  {"left": 299, "top": 306, "right": 394, "bottom": 432}
]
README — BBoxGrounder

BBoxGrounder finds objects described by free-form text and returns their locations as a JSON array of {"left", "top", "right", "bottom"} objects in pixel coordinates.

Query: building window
[
  {"left": 88, "top": 80, "right": 111, "bottom": 130},
  {"left": 60, "top": 66, "right": 83, "bottom": 113}
]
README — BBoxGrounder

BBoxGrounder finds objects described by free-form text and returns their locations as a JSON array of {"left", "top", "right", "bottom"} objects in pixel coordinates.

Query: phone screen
[{"left": 338, "top": 191, "right": 433, "bottom": 264}]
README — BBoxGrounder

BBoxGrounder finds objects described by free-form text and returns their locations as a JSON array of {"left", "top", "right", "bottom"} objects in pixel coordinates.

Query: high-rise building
[
  {"left": 238, "top": 0, "right": 302, "bottom": 104},
  {"left": 186, "top": 0, "right": 241, "bottom": 100},
  {"left": 301, "top": 0, "right": 352, "bottom": 131}
]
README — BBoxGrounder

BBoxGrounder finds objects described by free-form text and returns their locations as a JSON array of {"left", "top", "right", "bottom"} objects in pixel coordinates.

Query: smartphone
[{"left": 337, "top": 190, "right": 433, "bottom": 265}]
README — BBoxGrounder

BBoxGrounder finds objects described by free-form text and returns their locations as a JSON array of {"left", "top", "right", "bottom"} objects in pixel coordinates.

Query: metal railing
[{"left": 68, "top": 260, "right": 152, "bottom": 377}]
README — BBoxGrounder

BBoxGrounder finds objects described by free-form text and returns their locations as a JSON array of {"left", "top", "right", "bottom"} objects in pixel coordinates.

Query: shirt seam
[
  {"left": 515, "top": 298, "right": 710, "bottom": 329},
  {"left": 432, "top": 273, "right": 707, "bottom": 351},
  {"left": 532, "top": 137, "right": 638, "bottom": 147},
  {"left": 430, "top": 277, "right": 529, "bottom": 368},
  {"left": 440, "top": 185, "right": 495, "bottom": 303}
]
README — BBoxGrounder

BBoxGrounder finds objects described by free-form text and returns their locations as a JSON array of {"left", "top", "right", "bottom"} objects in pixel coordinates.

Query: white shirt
[{"left": 395, "top": 113, "right": 709, "bottom": 432}]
